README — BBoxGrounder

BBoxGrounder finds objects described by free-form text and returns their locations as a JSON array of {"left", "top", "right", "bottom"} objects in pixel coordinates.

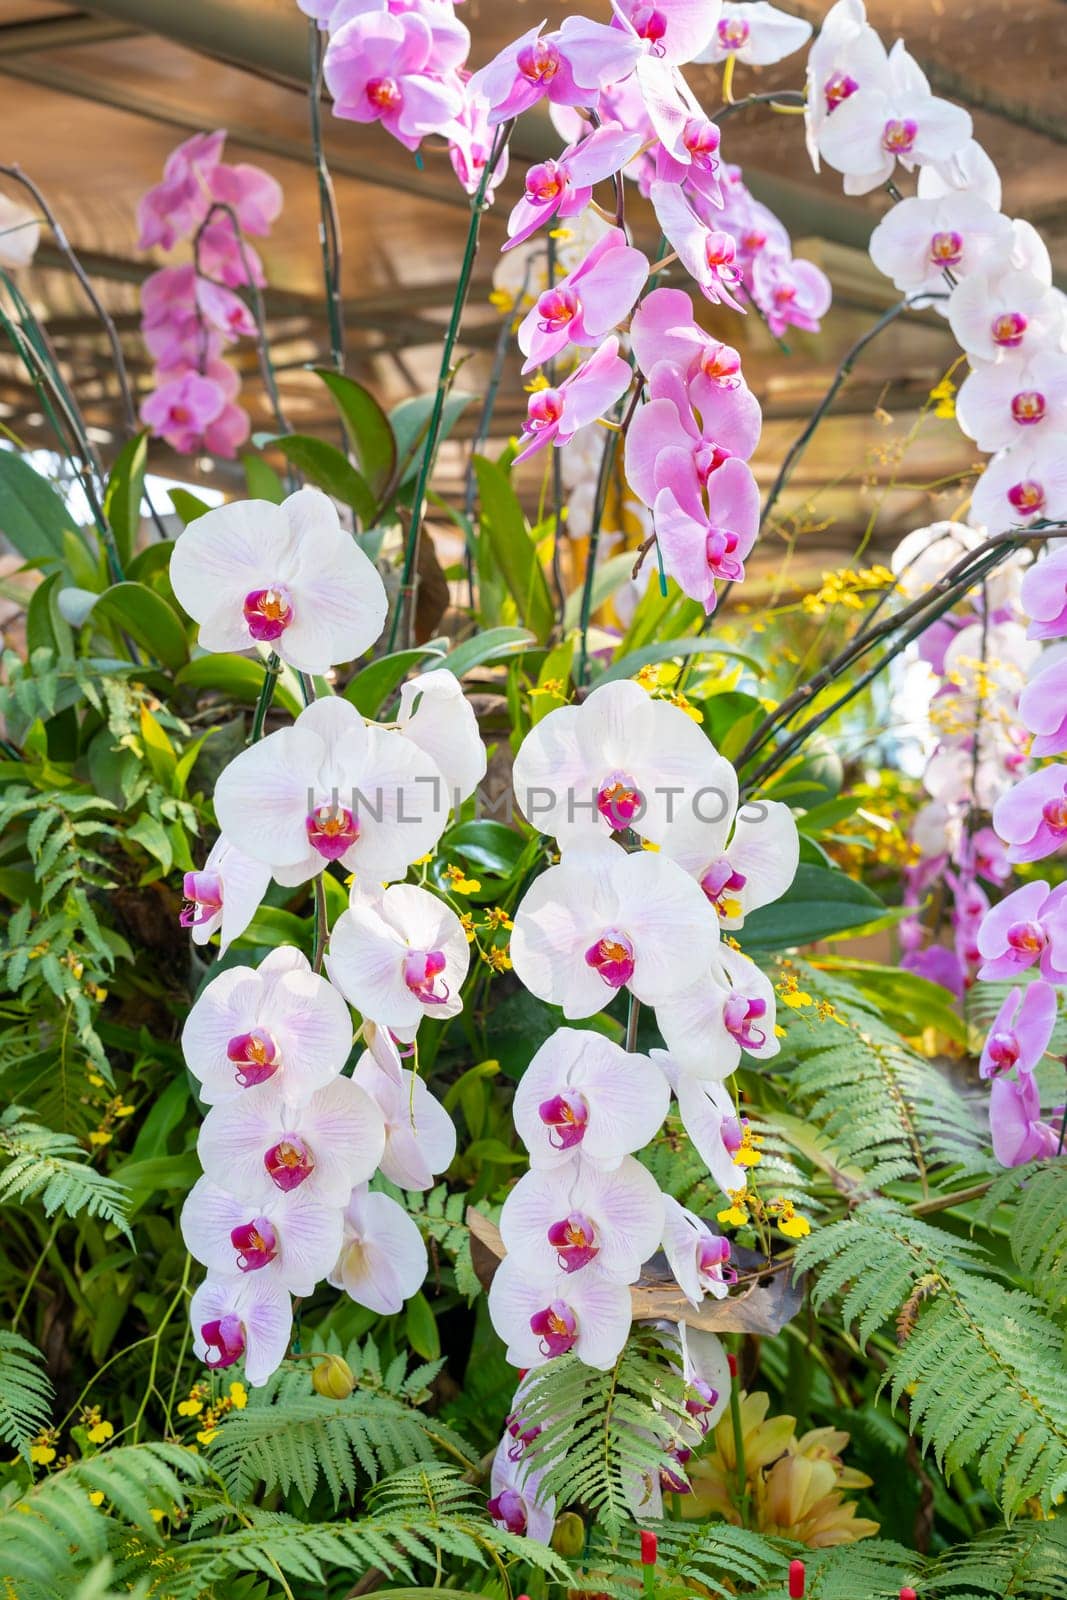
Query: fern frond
[
  {"left": 779, "top": 964, "right": 986, "bottom": 1188},
  {"left": 0, "top": 1329, "right": 53, "bottom": 1462},
  {"left": 979, "top": 1159, "right": 1067, "bottom": 1309},
  {"left": 0, "top": 1106, "right": 131, "bottom": 1238},
  {"left": 206, "top": 1335, "right": 473, "bottom": 1505},
  {"left": 519, "top": 1332, "right": 692, "bottom": 1532},
  {"left": 797, "top": 1201, "right": 1067, "bottom": 1515},
  {"left": 0, "top": 1441, "right": 209, "bottom": 1587},
  {"left": 153, "top": 1465, "right": 568, "bottom": 1598},
  {"left": 397, "top": 1182, "right": 481, "bottom": 1300}
]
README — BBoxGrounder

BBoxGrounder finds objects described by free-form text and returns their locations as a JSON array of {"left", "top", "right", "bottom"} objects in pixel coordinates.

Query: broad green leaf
[
  {"left": 815, "top": 955, "right": 968, "bottom": 1046},
  {"left": 102, "top": 431, "right": 148, "bottom": 567},
  {"left": 263, "top": 434, "right": 375, "bottom": 525},
  {"left": 404, "top": 1291, "right": 441, "bottom": 1361},
  {"left": 443, "top": 820, "right": 526, "bottom": 876},
  {"left": 390, "top": 391, "right": 476, "bottom": 487},
  {"left": 444, "top": 625, "right": 534, "bottom": 681},
  {"left": 473, "top": 455, "right": 554, "bottom": 644},
  {"left": 125, "top": 541, "right": 174, "bottom": 583},
  {"left": 168, "top": 487, "right": 213, "bottom": 525},
  {"left": 740, "top": 864, "right": 885, "bottom": 951},
  {"left": 93, "top": 582, "right": 189, "bottom": 671},
  {"left": 0, "top": 449, "right": 74, "bottom": 565},
  {"left": 242, "top": 454, "right": 285, "bottom": 503},
  {"left": 315, "top": 368, "right": 397, "bottom": 496},
  {"left": 139, "top": 705, "right": 177, "bottom": 786},
  {"left": 562, "top": 552, "right": 634, "bottom": 632},
  {"left": 62, "top": 527, "right": 105, "bottom": 591},
  {"left": 238, "top": 906, "right": 312, "bottom": 953},
  {"left": 343, "top": 646, "right": 446, "bottom": 715},
  {"left": 175, "top": 654, "right": 302, "bottom": 716},
  {"left": 128, "top": 813, "right": 173, "bottom": 875},
  {"left": 25, "top": 572, "right": 73, "bottom": 656},
  {"left": 598, "top": 635, "right": 762, "bottom": 684}
]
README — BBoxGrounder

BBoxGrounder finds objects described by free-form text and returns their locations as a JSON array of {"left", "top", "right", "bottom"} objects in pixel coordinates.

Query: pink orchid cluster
[
  {"left": 136, "top": 131, "right": 282, "bottom": 459},
  {"left": 826, "top": 0, "right": 1065, "bottom": 1163},
  {"left": 166, "top": 485, "right": 487, "bottom": 1382},
  {"left": 484, "top": 679, "right": 798, "bottom": 1534}
]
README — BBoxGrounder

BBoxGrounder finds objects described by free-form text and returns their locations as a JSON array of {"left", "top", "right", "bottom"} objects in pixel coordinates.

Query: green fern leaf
[
  {"left": 0, "top": 1329, "right": 53, "bottom": 1463},
  {"left": 0, "top": 1106, "right": 131, "bottom": 1238}
]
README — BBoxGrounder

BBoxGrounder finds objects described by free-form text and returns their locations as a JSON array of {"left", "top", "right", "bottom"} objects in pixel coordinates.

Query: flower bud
[
  {"left": 551, "top": 1511, "right": 585, "bottom": 1557},
  {"left": 311, "top": 1354, "right": 355, "bottom": 1399},
  {"left": 788, "top": 1558, "right": 806, "bottom": 1598},
  {"left": 640, "top": 1528, "right": 658, "bottom": 1565}
]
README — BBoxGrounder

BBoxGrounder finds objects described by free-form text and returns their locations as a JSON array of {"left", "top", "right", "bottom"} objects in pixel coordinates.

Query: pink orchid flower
[
  {"left": 140, "top": 371, "right": 226, "bottom": 453},
  {"left": 957, "top": 350, "right": 1067, "bottom": 455},
  {"left": 653, "top": 1051, "right": 748, "bottom": 1196},
  {"left": 517, "top": 228, "right": 649, "bottom": 372},
  {"left": 197, "top": 217, "right": 266, "bottom": 288},
  {"left": 474, "top": 16, "right": 644, "bottom": 124},
  {"left": 487, "top": 1436, "right": 556, "bottom": 1544},
  {"left": 206, "top": 161, "right": 283, "bottom": 237},
  {"left": 750, "top": 253, "right": 833, "bottom": 337},
  {"left": 650, "top": 179, "right": 745, "bottom": 310},
  {"left": 351, "top": 1048, "right": 457, "bottom": 1190},
  {"left": 500, "top": 1156, "right": 664, "bottom": 1283},
  {"left": 180, "top": 834, "right": 271, "bottom": 953},
  {"left": 328, "top": 0, "right": 471, "bottom": 70},
  {"left": 181, "top": 1176, "right": 343, "bottom": 1296},
  {"left": 505, "top": 122, "right": 644, "bottom": 251},
  {"left": 489, "top": 1255, "right": 632, "bottom": 1370},
  {"left": 989, "top": 1072, "right": 1064, "bottom": 1167},
  {"left": 1020, "top": 656, "right": 1067, "bottom": 756},
  {"left": 448, "top": 81, "right": 510, "bottom": 200},
  {"left": 653, "top": 455, "right": 760, "bottom": 610},
  {"left": 656, "top": 945, "right": 779, "bottom": 1077},
  {"left": 195, "top": 278, "right": 258, "bottom": 342},
  {"left": 512, "top": 1026, "right": 670, "bottom": 1171},
  {"left": 514, "top": 335, "right": 632, "bottom": 463},
  {"left": 136, "top": 129, "right": 225, "bottom": 250},
  {"left": 992, "top": 765, "right": 1067, "bottom": 865},
  {"left": 630, "top": 287, "right": 743, "bottom": 394},
  {"left": 948, "top": 266, "right": 1063, "bottom": 365},
  {"left": 611, "top": 0, "right": 722, "bottom": 65},
  {"left": 979, "top": 982, "right": 1057, "bottom": 1080},
  {"left": 977, "top": 880, "right": 1067, "bottom": 981},
  {"left": 204, "top": 399, "right": 251, "bottom": 459},
  {"left": 326, "top": 882, "right": 470, "bottom": 1036},
  {"left": 323, "top": 10, "right": 464, "bottom": 150},
  {"left": 625, "top": 359, "right": 761, "bottom": 510},
  {"left": 661, "top": 1195, "right": 735, "bottom": 1305},
  {"left": 190, "top": 1273, "right": 291, "bottom": 1387},
  {"left": 1021, "top": 546, "right": 1067, "bottom": 641}
]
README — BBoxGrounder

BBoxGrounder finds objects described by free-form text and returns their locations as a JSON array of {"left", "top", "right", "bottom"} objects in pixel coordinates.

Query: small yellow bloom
[
  {"left": 177, "top": 1398, "right": 203, "bottom": 1418},
  {"left": 668, "top": 692, "right": 703, "bottom": 723},
  {"left": 483, "top": 946, "right": 513, "bottom": 972},
  {"left": 149, "top": 1508, "right": 166, "bottom": 1523},
  {"left": 530, "top": 677, "right": 565, "bottom": 699},
  {"left": 86, "top": 1419, "right": 114, "bottom": 1445},
  {"left": 411, "top": 851, "right": 435, "bottom": 867},
  {"left": 717, "top": 1190, "right": 750, "bottom": 1228},
  {"left": 736, "top": 1127, "right": 763, "bottom": 1168},
  {"left": 525, "top": 372, "right": 551, "bottom": 393},
  {"left": 460, "top": 913, "right": 476, "bottom": 944},
  {"left": 88, "top": 1130, "right": 112, "bottom": 1147},
  {"left": 30, "top": 1443, "right": 56, "bottom": 1466},
  {"left": 483, "top": 906, "right": 514, "bottom": 932},
  {"left": 115, "top": 1103, "right": 135, "bottom": 1118},
  {"left": 87, "top": 1490, "right": 105, "bottom": 1507},
  {"left": 443, "top": 864, "right": 481, "bottom": 895},
  {"left": 775, "top": 1201, "right": 811, "bottom": 1240},
  {"left": 87, "top": 1073, "right": 105, "bottom": 1088},
  {"left": 488, "top": 288, "right": 514, "bottom": 314},
  {"left": 196, "top": 1428, "right": 219, "bottom": 1446},
  {"left": 228, "top": 1382, "right": 248, "bottom": 1410}
]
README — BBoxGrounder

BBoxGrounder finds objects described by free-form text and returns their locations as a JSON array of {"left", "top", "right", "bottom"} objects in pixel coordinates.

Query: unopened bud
[
  {"left": 640, "top": 1528, "right": 658, "bottom": 1565},
  {"left": 550, "top": 1510, "right": 585, "bottom": 1557},
  {"left": 311, "top": 1354, "right": 355, "bottom": 1399},
  {"left": 788, "top": 1558, "right": 806, "bottom": 1598},
  {"left": 900, "top": 1590, "right": 918, "bottom": 1600}
]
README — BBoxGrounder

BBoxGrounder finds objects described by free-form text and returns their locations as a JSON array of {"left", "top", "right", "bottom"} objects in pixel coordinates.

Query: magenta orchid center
[
  {"left": 529, "top": 1298, "right": 578, "bottom": 1357},
  {"left": 720, "top": 1113, "right": 746, "bottom": 1157},
  {"left": 685, "top": 1377, "right": 720, "bottom": 1431},
  {"left": 683, "top": 117, "right": 720, "bottom": 163},
  {"left": 230, "top": 1216, "right": 278, "bottom": 1272},
  {"left": 697, "top": 342, "right": 742, "bottom": 387},
  {"left": 526, "top": 160, "right": 564, "bottom": 203},
  {"left": 538, "top": 1089, "right": 589, "bottom": 1150},
  {"left": 226, "top": 1027, "right": 279, "bottom": 1088},
  {"left": 366, "top": 76, "right": 402, "bottom": 113},
  {"left": 929, "top": 230, "right": 964, "bottom": 267},
  {"left": 180, "top": 870, "right": 222, "bottom": 929},
  {"left": 306, "top": 802, "right": 359, "bottom": 860},
  {"left": 986, "top": 1030, "right": 1020, "bottom": 1073},
  {"left": 706, "top": 526, "right": 744, "bottom": 579},
  {"left": 698, "top": 1233, "right": 732, "bottom": 1280},
  {"left": 527, "top": 387, "right": 565, "bottom": 431},
  {"left": 403, "top": 947, "right": 450, "bottom": 1006},
  {"left": 597, "top": 770, "right": 643, "bottom": 829},
  {"left": 705, "top": 231, "right": 738, "bottom": 272},
  {"left": 547, "top": 1210, "right": 600, "bottom": 1272},
  {"left": 717, "top": 15, "right": 750, "bottom": 48},
  {"left": 824, "top": 71, "right": 859, "bottom": 112},
  {"left": 1008, "top": 479, "right": 1046, "bottom": 515},
  {"left": 882, "top": 118, "right": 918, "bottom": 154},
  {"left": 992, "top": 311, "right": 1027, "bottom": 347},
  {"left": 517, "top": 37, "right": 560, "bottom": 83},
  {"left": 630, "top": 4, "right": 667, "bottom": 49},
  {"left": 487, "top": 1487, "right": 527, "bottom": 1534},
  {"left": 243, "top": 585, "right": 294, "bottom": 643},
  {"left": 585, "top": 929, "right": 636, "bottom": 989},
  {"left": 724, "top": 992, "right": 768, "bottom": 1049},
  {"left": 505, "top": 1410, "right": 541, "bottom": 1457},
  {"left": 695, "top": 441, "right": 733, "bottom": 483},
  {"left": 700, "top": 856, "right": 748, "bottom": 914},
  {"left": 1011, "top": 390, "right": 1046, "bottom": 426},
  {"left": 201, "top": 1313, "right": 245, "bottom": 1370},
  {"left": 1041, "top": 796, "right": 1067, "bottom": 834},
  {"left": 264, "top": 1135, "right": 315, "bottom": 1192},
  {"left": 1005, "top": 920, "right": 1047, "bottom": 958},
  {"left": 536, "top": 285, "right": 580, "bottom": 332}
]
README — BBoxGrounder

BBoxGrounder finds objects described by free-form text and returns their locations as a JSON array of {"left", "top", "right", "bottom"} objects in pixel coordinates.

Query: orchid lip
[
  {"left": 1005, "top": 920, "right": 1047, "bottom": 958},
  {"left": 180, "top": 870, "right": 222, "bottom": 928},
  {"left": 403, "top": 947, "right": 450, "bottom": 1006},
  {"left": 717, "top": 15, "right": 750, "bottom": 47},
  {"left": 487, "top": 1487, "right": 527, "bottom": 1535},
  {"left": 986, "top": 1031, "right": 1020, "bottom": 1073},
  {"left": 824, "top": 71, "right": 859, "bottom": 112},
  {"left": 1008, "top": 479, "right": 1045, "bottom": 515},
  {"left": 547, "top": 1210, "right": 600, "bottom": 1273},
  {"left": 597, "top": 770, "right": 643, "bottom": 830},
  {"left": 882, "top": 117, "right": 918, "bottom": 153},
  {"left": 929, "top": 230, "right": 964, "bottom": 267},
  {"left": 517, "top": 38, "right": 560, "bottom": 84},
  {"left": 1011, "top": 390, "right": 1046, "bottom": 426},
  {"left": 538, "top": 1089, "right": 589, "bottom": 1149},
  {"left": 529, "top": 1297, "right": 578, "bottom": 1357},
  {"left": 992, "top": 311, "right": 1027, "bottom": 347},
  {"left": 243, "top": 585, "right": 293, "bottom": 643},
  {"left": 306, "top": 802, "right": 359, "bottom": 860},
  {"left": 227, "top": 1028, "right": 280, "bottom": 1087},
  {"left": 264, "top": 1134, "right": 315, "bottom": 1192},
  {"left": 201, "top": 1313, "right": 245, "bottom": 1370},
  {"left": 584, "top": 929, "right": 636, "bottom": 989},
  {"left": 536, "top": 286, "right": 580, "bottom": 332},
  {"left": 231, "top": 1215, "right": 278, "bottom": 1272},
  {"left": 1041, "top": 796, "right": 1067, "bottom": 833},
  {"left": 724, "top": 993, "right": 768, "bottom": 1050}
]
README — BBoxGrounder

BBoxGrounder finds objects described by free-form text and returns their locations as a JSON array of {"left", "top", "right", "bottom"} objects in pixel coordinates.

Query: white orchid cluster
[{"left": 169, "top": 487, "right": 487, "bottom": 1383}]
